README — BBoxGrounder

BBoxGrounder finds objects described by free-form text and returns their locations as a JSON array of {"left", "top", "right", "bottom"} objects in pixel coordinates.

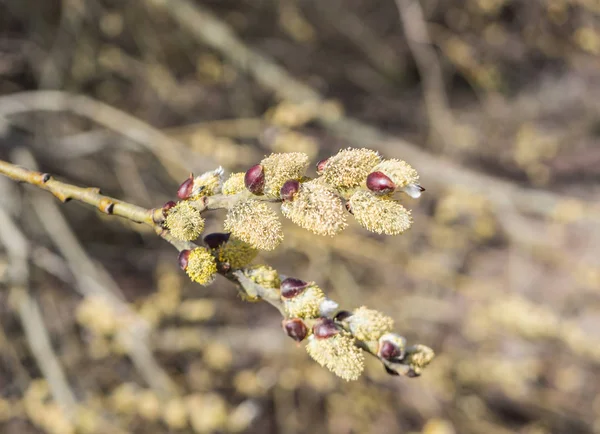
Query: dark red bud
[
  {"left": 416, "top": 185, "right": 425, "bottom": 192},
  {"left": 244, "top": 164, "right": 265, "bottom": 194},
  {"left": 177, "top": 174, "right": 194, "bottom": 200},
  {"left": 280, "top": 277, "right": 309, "bottom": 298},
  {"left": 345, "top": 201, "right": 353, "bottom": 214},
  {"left": 162, "top": 201, "right": 177, "bottom": 217},
  {"left": 282, "top": 318, "right": 308, "bottom": 342},
  {"left": 366, "top": 171, "right": 396, "bottom": 195},
  {"left": 379, "top": 340, "right": 403, "bottom": 361},
  {"left": 203, "top": 232, "right": 231, "bottom": 249},
  {"left": 178, "top": 250, "right": 191, "bottom": 270},
  {"left": 313, "top": 318, "right": 339, "bottom": 339},
  {"left": 334, "top": 310, "right": 353, "bottom": 322},
  {"left": 316, "top": 158, "right": 329, "bottom": 174},
  {"left": 280, "top": 180, "right": 300, "bottom": 202}
]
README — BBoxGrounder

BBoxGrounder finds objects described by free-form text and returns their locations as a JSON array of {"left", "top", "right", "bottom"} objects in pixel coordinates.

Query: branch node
[{"left": 99, "top": 199, "right": 115, "bottom": 215}]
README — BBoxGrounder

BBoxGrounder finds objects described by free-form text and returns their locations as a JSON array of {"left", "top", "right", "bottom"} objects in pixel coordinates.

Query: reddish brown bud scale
[
  {"left": 334, "top": 310, "right": 353, "bottom": 322},
  {"left": 282, "top": 318, "right": 308, "bottom": 342},
  {"left": 178, "top": 250, "right": 191, "bottom": 270},
  {"left": 203, "top": 232, "right": 231, "bottom": 249},
  {"left": 162, "top": 200, "right": 177, "bottom": 217},
  {"left": 366, "top": 171, "right": 396, "bottom": 195},
  {"left": 280, "top": 277, "right": 309, "bottom": 298},
  {"left": 316, "top": 158, "right": 329, "bottom": 174},
  {"left": 345, "top": 201, "right": 353, "bottom": 215},
  {"left": 313, "top": 318, "right": 339, "bottom": 339},
  {"left": 280, "top": 180, "right": 300, "bottom": 202},
  {"left": 244, "top": 164, "right": 265, "bottom": 194},
  {"left": 379, "top": 341, "right": 402, "bottom": 361},
  {"left": 177, "top": 174, "right": 194, "bottom": 200}
]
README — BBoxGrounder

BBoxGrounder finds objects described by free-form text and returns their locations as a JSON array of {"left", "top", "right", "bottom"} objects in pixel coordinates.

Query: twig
[
  {"left": 0, "top": 154, "right": 430, "bottom": 378},
  {"left": 0, "top": 90, "right": 212, "bottom": 177},
  {"left": 0, "top": 205, "right": 78, "bottom": 420},
  {"left": 11, "top": 149, "right": 179, "bottom": 399}
]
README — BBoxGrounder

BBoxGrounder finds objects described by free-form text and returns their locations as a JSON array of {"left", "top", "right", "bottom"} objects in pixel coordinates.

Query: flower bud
[
  {"left": 334, "top": 310, "right": 353, "bottom": 322},
  {"left": 282, "top": 318, "right": 308, "bottom": 342},
  {"left": 244, "top": 164, "right": 265, "bottom": 194},
  {"left": 345, "top": 306, "right": 394, "bottom": 342},
  {"left": 192, "top": 167, "right": 224, "bottom": 197},
  {"left": 243, "top": 265, "right": 281, "bottom": 289},
  {"left": 203, "top": 232, "right": 231, "bottom": 249},
  {"left": 372, "top": 159, "right": 419, "bottom": 188},
  {"left": 403, "top": 183, "right": 426, "bottom": 199},
  {"left": 177, "top": 174, "right": 194, "bottom": 200},
  {"left": 313, "top": 318, "right": 339, "bottom": 339},
  {"left": 377, "top": 333, "right": 407, "bottom": 361},
  {"left": 282, "top": 282, "right": 326, "bottom": 319},
  {"left": 316, "top": 158, "right": 329, "bottom": 174},
  {"left": 366, "top": 171, "right": 396, "bottom": 195},
  {"left": 280, "top": 180, "right": 300, "bottom": 202},
  {"left": 280, "top": 277, "right": 309, "bottom": 298},
  {"left": 178, "top": 250, "right": 191, "bottom": 270}
]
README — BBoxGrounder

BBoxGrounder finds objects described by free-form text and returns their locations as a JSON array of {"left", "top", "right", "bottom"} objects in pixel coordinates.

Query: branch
[{"left": 0, "top": 155, "right": 434, "bottom": 380}]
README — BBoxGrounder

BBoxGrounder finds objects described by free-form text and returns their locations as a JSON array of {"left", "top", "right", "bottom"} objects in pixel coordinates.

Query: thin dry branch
[
  {"left": 394, "top": 0, "right": 454, "bottom": 148},
  {"left": 0, "top": 205, "right": 78, "bottom": 420}
]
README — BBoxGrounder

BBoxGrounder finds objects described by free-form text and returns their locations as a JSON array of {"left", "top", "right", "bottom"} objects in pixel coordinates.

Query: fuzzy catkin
[
  {"left": 349, "top": 190, "right": 412, "bottom": 235},
  {"left": 224, "top": 199, "right": 283, "bottom": 251},
  {"left": 280, "top": 180, "right": 347, "bottom": 236}
]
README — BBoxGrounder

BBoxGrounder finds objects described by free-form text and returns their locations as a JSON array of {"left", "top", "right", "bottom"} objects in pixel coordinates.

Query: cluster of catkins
[{"left": 161, "top": 148, "right": 433, "bottom": 380}]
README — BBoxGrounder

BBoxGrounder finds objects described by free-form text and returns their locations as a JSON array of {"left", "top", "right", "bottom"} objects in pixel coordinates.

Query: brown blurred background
[{"left": 1, "top": 0, "right": 600, "bottom": 433}]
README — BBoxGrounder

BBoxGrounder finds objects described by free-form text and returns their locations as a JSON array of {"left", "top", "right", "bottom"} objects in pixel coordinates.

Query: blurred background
[{"left": 0, "top": 0, "right": 600, "bottom": 433}]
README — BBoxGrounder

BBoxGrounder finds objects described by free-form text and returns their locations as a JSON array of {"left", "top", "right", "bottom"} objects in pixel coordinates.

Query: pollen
[
  {"left": 216, "top": 236, "right": 258, "bottom": 269},
  {"left": 372, "top": 159, "right": 419, "bottom": 188},
  {"left": 282, "top": 283, "right": 326, "bottom": 319},
  {"left": 260, "top": 152, "right": 310, "bottom": 198},
  {"left": 192, "top": 167, "right": 224, "bottom": 197},
  {"left": 321, "top": 148, "right": 381, "bottom": 189},
  {"left": 185, "top": 248, "right": 218, "bottom": 285},
  {"left": 348, "top": 190, "right": 412, "bottom": 235},
  {"left": 224, "top": 199, "right": 283, "bottom": 250},
  {"left": 222, "top": 172, "right": 246, "bottom": 195},
  {"left": 243, "top": 265, "right": 281, "bottom": 289},
  {"left": 165, "top": 201, "right": 205, "bottom": 241},
  {"left": 305, "top": 332, "right": 365, "bottom": 381},
  {"left": 280, "top": 180, "right": 347, "bottom": 236},
  {"left": 347, "top": 306, "right": 394, "bottom": 341}
]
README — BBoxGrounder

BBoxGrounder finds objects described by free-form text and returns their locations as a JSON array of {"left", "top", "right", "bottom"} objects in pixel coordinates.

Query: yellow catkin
[
  {"left": 165, "top": 201, "right": 205, "bottom": 241},
  {"left": 280, "top": 180, "right": 347, "bottom": 236},
  {"left": 321, "top": 148, "right": 381, "bottom": 189},
  {"left": 224, "top": 200, "right": 283, "bottom": 250},
  {"left": 349, "top": 190, "right": 412, "bottom": 235},
  {"left": 347, "top": 306, "right": 394, "bottom": 341},
  {"left": 192, "top": 167, "right": 224, "bottom": 197},
  {"left": 216, "top": 236, "right": 258, "bottom": 268},
  {"left": 260, "top": 152, "right": 310, "bottom": 198},
  {"left": 282, "top": 284, "right": 325, "bottom": 319},
  {"left": 186, "top": 248, "right": 218, "bottom": 285},
  {"left": 404, "top": 344, "right": 435, "bottom": 375},
  {"left": 305, "top": 332, "right": 365, "bottom": 381},
  {"left": 243, "top": 265, "right": 281, "bottom": 289},
  {"left": 372, "top": 159, "right": 419, "bottom": 188},
  {"left": 222, "top": 172, "right": 246, "bottom": 195}
]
